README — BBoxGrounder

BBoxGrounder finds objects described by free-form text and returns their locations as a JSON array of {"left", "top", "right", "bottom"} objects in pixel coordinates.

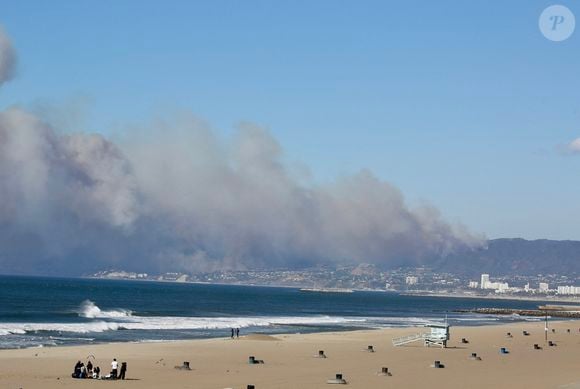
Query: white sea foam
[
  {"left": 78, "top": 300, "right": 132, "bottom": 318},
  {"left": 0, "top": 314, "right": 369, "bottom": 335},
  {"left": 0, "top": 301, "right": 514, "bottom": 338}
]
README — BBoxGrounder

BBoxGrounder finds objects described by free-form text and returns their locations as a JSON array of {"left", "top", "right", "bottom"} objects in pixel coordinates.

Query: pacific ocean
[{"left": 0, "top": 275, "right": 552, "bottom": 349}]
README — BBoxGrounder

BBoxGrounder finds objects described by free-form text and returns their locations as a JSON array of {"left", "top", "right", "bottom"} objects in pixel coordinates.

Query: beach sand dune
[{"left": 1, "top": 321, "right": 579, "bottom": 388}]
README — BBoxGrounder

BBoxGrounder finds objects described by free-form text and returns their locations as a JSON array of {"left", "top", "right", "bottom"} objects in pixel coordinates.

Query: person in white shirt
[{"left": 111, "top": 358, "right": 118, "bottom": 379}]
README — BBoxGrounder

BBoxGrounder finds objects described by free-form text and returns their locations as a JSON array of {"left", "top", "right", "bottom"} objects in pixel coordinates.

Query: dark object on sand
[
  {"left": 534, "top": 344, "right": 542, "bottom": 350},
  {"left": 506, "top": 332, "right": 512, "bottom": 337},
  {"left": 470, "top": 353, "right": 481, "bottom": 361},
  {"left": 522, "top": 331, "right": 530, "bottom": 336},
  {"left": 247, "top": 386, "right": 255, "bottom": 389},
  {"left": 175, "top": 361, "right": 192, "bottom": 370},
  {"left": 432, "top": 360, "right": 444, "bottom": 368},
  {"left": 248, "top": 356, "right": 264, "bottom": 364},
  {"left": 327, "top": 373, "right": 347, "bottom": 384},
  {"left": 567, "top": 329, "right": 571, "bottom": 333},
  {"left": 379, "top": 367, "right": 392, "bottom": 376},
  {"left": 367, "top": 345, "right": 375, "bottom": 352},
  {"left": 317, "top": 350, "right": 326, "bottom": 358},
  {"left": 548, "top": 341, "right": 556, "bottom": 347},
  {"left": 72, "top": 361, "right": 82, "bottom": 379},
  {"left": 119, "top": 362, "right": 127, "bottom": 380},
  {"left": 461, "top": 338, "right": 469, "bottom": 344},
  {"left": 552, "top": 329, "right": 556, "bottom": 333},
  {"left": 500, "top": 347, "right": 509, "bottom": 354}
]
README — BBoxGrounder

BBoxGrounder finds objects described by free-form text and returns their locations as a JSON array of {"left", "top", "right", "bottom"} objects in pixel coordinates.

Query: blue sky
[{"left": 1, "top": 0, "right": 579, "bottom": 240}]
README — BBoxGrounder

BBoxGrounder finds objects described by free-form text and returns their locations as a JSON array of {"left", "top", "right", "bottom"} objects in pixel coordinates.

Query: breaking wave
[
  {"left": 77, "top": 300, "right": 132, "bottom": 319},
  {"left": 0, "top": 301, "right": 499, "bottom": 337},
  {"left": 0, "top": 315, "right": 367, "bottom": 335}
]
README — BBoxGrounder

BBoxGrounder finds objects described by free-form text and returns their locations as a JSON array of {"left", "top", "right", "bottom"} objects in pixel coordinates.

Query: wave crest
[
  {"left": 0, "top": 315, "right": 365, "bottom": 335},
  {"left": 78, "top": 300, "right": 132, "bottom": 319}
]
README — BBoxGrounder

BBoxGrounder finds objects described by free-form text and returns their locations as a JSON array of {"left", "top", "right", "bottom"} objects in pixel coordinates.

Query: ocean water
[{"left": 0, "top": 275, "right": 552, "bottom": 349}]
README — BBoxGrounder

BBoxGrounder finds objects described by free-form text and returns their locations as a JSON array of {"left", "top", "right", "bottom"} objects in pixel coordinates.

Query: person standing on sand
[
  {"left": 236, "top": 328, "right": 240, "bottom": 338},
  {"left": 111, "top": 358, "right": 118, "bottom": 379},
  {"left": 119, "top": 362, "right": 127, "bottom": 380},
  {"left": 231, "top": 328, "right": 234, "bottom": 339}
]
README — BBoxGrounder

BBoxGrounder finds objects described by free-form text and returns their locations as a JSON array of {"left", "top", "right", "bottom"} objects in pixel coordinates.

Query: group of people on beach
[
  {"left": 71, "top": 357, "right": 127, "bottom": 380},
  {"left": 71, "top": 360, "right": 99, "bottom": 379},
  {"left": 231, "top": 328, "right": 240, "bottom": 339}
]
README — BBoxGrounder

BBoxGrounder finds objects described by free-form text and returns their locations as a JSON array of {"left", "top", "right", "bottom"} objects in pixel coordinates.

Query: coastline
[
  {"left": 402, "top": 291, "right": 580, "bottom": 304},
  {"left": 2, "top": 321, "right": 580, "bottom": 388},
  {"left": 8, "top": 274, "right": 578, "bottom": 304},
  {"left": 87, "top": 276, "right": 580, "bottom": 304}
]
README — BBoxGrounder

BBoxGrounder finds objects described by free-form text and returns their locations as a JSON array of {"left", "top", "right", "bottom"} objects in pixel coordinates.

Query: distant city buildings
[
  {"left": 478, "top": 274, "right": 508, "bottom": 292},
  {"left": 557, "top": 285, "right": 580, "bottom": 295},
  {"left": 93, "top": 270, "right": 148, "bottom": 279},
  {"left": 472, "top": 275, "right": 573, "bottom": 295},
  {"left": 89, "top": 267, "right": 579, "bottom": 299}
]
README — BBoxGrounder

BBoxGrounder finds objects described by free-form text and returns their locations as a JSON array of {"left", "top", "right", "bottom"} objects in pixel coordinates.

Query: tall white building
[
  {"left": 468, "top": 281, "right": 479, "bottom": 288},
  {"left": 405, "top": 276, "right": 418, "bottom": 285},
  {"left": 480, "top": 274, "right": 490, "bottom": 289},
  {"left": 539, "top": 283, "right": 549, "bottom": 293}
]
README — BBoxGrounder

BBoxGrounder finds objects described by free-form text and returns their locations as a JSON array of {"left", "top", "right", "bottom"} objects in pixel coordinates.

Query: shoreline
[
  {"left": 2, "top": 313, "right": 578, "bottom": 351},
  {"left": 2, "top": 321, "right": 580, "bottom": 388}
]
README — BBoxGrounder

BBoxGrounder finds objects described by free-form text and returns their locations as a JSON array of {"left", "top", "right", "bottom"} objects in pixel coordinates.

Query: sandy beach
[{"left": 1, "top": 321, "right": 580, "bottom": 389}]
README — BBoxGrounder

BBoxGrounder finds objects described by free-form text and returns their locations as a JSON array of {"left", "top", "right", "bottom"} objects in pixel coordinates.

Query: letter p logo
[
  {"left": 550, "top": 15, "right": 565, "bottom": 31},
  {"left": 540, "top": 5, "right": 575, "bottom": 41}
]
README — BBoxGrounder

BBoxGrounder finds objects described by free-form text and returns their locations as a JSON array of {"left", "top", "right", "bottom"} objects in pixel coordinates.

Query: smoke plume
[
  {"left": 0, "top": 27, "right": 16, "bottom": 86},
  {"left": 0, "top": 27, "right": 483, "bottom": 276}
]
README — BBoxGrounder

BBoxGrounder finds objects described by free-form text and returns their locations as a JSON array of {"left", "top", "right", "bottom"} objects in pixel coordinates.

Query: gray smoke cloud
[
  {"left": 0, "top": 27, "right": 483, "bottom": 275},
  {"left": 0, "top": 27, "right": 16, "bottom": 86},
  {"left": 0, "top": 109, "right": 483, "bottom": 275}
]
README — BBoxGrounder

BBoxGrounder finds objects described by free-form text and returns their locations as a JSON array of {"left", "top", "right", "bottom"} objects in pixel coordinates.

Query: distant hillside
[{"left": 437, "top": 238, "right": 580, "bottom": 276}]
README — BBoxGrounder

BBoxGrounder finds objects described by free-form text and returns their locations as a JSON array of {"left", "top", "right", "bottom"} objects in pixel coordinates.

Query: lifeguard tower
[{"left": 392, "top": 322, "right": 450, "bottom": 348}]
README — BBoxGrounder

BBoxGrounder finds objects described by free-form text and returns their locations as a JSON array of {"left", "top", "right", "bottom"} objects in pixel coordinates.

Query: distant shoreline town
[{"left": 89, "top": 264, "right": 580, "bottom": 303}]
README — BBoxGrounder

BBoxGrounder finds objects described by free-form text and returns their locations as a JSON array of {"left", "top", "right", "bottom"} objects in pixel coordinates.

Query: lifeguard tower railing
[{"left": 392, "top": 323, "right": 450, "bottom": 348}]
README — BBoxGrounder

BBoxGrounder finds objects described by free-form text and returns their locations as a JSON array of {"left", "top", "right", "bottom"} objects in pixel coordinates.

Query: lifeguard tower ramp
[{"left": 392, "top": 323, "right": 450, "bottom": 348}]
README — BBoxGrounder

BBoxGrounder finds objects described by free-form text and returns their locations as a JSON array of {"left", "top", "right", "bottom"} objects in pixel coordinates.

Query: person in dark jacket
[
  {"left": 119, "top": 362, "right": 127, "bottom": 380},
  {"left": 72, "top": 360, "right": 82, "bottom": 378}
]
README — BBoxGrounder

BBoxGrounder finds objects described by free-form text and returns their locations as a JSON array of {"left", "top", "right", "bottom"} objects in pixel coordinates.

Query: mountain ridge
[{"left": 437, "top": 238, "right": 580, "bottom": 276}]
